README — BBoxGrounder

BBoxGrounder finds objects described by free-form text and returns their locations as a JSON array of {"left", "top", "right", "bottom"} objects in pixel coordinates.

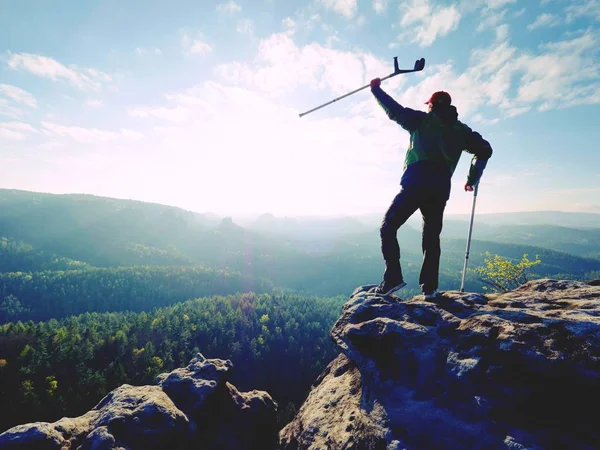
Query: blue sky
[{"left": 1, "top": 0, "right": 599, "bottom": 217}]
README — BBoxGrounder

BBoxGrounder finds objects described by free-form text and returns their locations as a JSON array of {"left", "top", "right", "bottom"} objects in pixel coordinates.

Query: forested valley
[
  {"left": 1, "top": 189, "right": 599, "bottom": 431},
  {"left": 0, "top": 292, "right": 343, "bottom": 430}
]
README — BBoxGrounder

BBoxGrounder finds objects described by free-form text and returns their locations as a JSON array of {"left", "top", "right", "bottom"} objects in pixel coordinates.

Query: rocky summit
[
  {"left": 0, "top": 353, "right": 278, "bottom": 450},
  {"left": 279, "top": 279, "right": 600, "bottom": 450}
]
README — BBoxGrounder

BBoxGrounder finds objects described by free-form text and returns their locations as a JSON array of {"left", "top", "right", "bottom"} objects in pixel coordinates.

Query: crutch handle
[{"left": 299, "top": 57, "right": 426, "bottom": 118}]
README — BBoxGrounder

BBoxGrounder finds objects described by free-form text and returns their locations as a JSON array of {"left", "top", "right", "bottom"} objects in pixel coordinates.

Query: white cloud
[
  {"left": 515, "top": 31, "right": 600, "bottom": 109},
  {"left": 0, "top": 84, "right": 37, "bottom": 107},
  {"left": 216, "top": 0, "right": 241, "bottom": 14},
  {"left": 0, "top": 121, "right": 38, "bottom": 140},
  {"left": 527, "top": 13, "right": 561, "bottom": 30},
  {"left": 325, "top": 32, "right": 343, "bottom": 47},
  {"left": 351, "top": 14, "right": 367, "bottom": 29},
  {"left": 398, "top": 0, "right": 462, "bottom": 47},
  {"left": 0, "top": 128, "right": 24, "bottom": 140},
  {"left": 486, "top": 0, "right": 516, "bottom": 9},
  {"left": 164, "top": 89, "right": 215, "bottom": 107},
  {"left": 458, "top": 0, "right": 518, "bottom": 15},
  {"left": 565, "top": 0, "right": 600, "bottom": 23},
  {"left": 215, "top": 32, "right": 397, "bottom": 98},
  {"left": 282, "top": 17, "right": 296, "bottom": 35},
  {"left": 0, "top": 100, "right": 21, "bottom": 119},
  {"left": 471, "top": 113, "right": 500, "bottom": 125},
  {"left": 237, "top": 19, "right": 254, "bottom": 35},
  {"left": 42, "top": 121, "right": 144, "bottom": 143},
  {"left": 190, "top": 41, "right": 212, "bottom": 54},
  {"left": 36, "top": 140, "right": 65, "bottom": 151},
  {"left": 476, "top": 7, "right": 508, "bottom": 33},
  {"left": 0, "top": 84, "right": 37, "bottom": 119},
  {"left": 84, "top": 68, "right": 111, "bottom": 82},
  {"left": 7, "top": 53, "right": 111, "bottom": 91},
  {"left": 566, "top": 0, "right": 600, "bottom": 22},
  {"left": 181, "top": 33, "right": 212, "bottom": 55},
  {"left": 496, "top": 24, "right": 509, "bottom": 40},
  {"left": 0, "top": 121, "right": 37, "bottom": 133},
  {"left": 153, "top": 126, "right": 180, "bottom": 134},
  {"left": 120, "top": 129, "right": 145, "bottom": 140},
  {"left": 136, "top": 47, "right": 162, "bottom": 56},
  {"left": 387, "top": 28, "right": 599, "bottom": 121},
  {"left": 505, "top": 106, "right": 531, "bottom": 117},
  {"left": 373, "top": 0, "right": 387, "bottom": 14},
  {"left": 318, "top": 0, "right": 358, "bottom": 19},
  {"left": 42, "top": 121, "right": 117, "bottom": 143},
  {"left": 128, "top": 105, "right": 192, "bottom": 122},
  {"left": 86, "top": 99, "right": 104, "bottom": 108},
  {"left": 291, "top": 10, "right": 322, "bottom": 34}
]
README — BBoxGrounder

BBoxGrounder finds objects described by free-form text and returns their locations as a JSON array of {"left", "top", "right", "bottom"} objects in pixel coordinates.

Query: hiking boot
[
  {"left": 375, "top": 280, "right": 407, "bottom": 296},
  {"left": 423, "top": 290, "right": 441, "bottom": 300}
]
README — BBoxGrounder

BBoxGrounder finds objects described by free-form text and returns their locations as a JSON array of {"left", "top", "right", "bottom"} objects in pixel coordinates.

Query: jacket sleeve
[
  {"left": 371, "top": 86, "right": 426, "bottom": 132},
  {"left": 463, "top": 125, "right": 493, "bottom": 186}
]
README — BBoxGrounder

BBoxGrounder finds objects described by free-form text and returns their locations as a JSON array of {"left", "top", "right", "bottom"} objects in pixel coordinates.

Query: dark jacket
[{"left": 372, "top": 86, "right": 492, "bottom": 197}]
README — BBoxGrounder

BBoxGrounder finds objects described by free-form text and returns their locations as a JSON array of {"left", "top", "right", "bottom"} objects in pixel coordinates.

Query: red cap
[{"left": 425, "top": 91, "right": 451, "bottom": 106}]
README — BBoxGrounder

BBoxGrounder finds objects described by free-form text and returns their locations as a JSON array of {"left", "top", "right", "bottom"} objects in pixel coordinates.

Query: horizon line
[{"left": 1, "top": 187, "right": 599, "bottom": 218}]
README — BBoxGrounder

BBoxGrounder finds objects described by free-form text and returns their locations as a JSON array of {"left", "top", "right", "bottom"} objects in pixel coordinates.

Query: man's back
[
  {"left": 369, "top": 81, "right": 493, "bottom": 298},
  {"left": 370, "top": 84, "right": 493, "bottom": 192}
]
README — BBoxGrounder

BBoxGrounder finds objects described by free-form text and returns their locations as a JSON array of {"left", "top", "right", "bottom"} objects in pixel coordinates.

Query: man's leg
[
  {"left": 419, "top": 192, "right": 447, "bottom": 293},
  {"left": 380, "top": 187, "right": 420, "bottom": 284}
]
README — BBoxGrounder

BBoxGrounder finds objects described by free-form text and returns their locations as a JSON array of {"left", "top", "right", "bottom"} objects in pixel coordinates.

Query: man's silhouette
[{"left": 370, "top": 78, "right": 493, "bottom": 298}]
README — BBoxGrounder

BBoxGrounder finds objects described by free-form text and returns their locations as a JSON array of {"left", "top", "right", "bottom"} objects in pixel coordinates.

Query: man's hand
[
  {"left": 464, "top": 184, "right": 474, "bottom": 192},
  {"left": 370, "top": 78, "right": 381, "bottom": 89}
]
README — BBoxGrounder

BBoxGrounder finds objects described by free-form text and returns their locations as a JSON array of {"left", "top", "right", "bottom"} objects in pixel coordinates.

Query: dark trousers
[{"left": 380, "top": 186, "right": 447, "bottom": 293}]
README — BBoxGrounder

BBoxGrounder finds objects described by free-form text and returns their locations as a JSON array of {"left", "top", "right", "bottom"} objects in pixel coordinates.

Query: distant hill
[
  {"left": 330, "top": 225, "right": 600, "bottom": 279},
  {"left": 1, "top": 189, "right": 599, "bottom": 300},
  {"left": 0, "top": 265, "right": 273, "bottom": 322},
  {"left": 0, "top": 237, "right": 91, "bottom": 273},
  {"left": 341, "top": 210, "right": 600, "bottom": 260},
  {"left": 356, "top": 210, "right": 600, "bottom": 227},
  {"left": 444, "top": 211, "right": 600, "bottom": 228},
  {"left": 435, "top": 221, "right": 600, "bottom": 260},
  {"left": 0, "top": 189, "right": 293, "bottom": 268},
  {"left": 247, "top": 213, "right": 371, "bottom": 240}
]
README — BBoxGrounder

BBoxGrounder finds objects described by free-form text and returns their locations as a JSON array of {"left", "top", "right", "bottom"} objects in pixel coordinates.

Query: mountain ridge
[
  {"left": 1, "top": 189, "right": 600, "bottom": 298},
  {"left": 2, "top": 189, "right": 599, "bottom": 230}
]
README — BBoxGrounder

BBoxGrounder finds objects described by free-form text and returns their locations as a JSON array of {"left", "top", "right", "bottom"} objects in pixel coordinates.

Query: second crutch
[{"left": 460, "top": 183, "right": 479, "bottom": 293}]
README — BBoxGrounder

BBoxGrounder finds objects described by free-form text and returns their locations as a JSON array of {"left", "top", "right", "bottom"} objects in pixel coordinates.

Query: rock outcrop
[
  {"left": 280, "top": 279, "right": 600, "bottom": 450},
  {"left": 0, "top": 353, "right": 278, "bottom": 450}
]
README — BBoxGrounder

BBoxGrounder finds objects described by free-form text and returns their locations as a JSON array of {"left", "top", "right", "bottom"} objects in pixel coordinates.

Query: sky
[{"left": 1, "top": 0, "right": 599, "bottom": 217}]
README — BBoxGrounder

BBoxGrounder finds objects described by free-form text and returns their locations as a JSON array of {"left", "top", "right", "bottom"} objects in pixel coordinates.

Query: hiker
[{"left": 370, "top": 78, "right": 493, "bottom": 299}]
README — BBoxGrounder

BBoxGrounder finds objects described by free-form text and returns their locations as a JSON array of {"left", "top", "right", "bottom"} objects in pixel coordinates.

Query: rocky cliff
[
  {"left": 2, "top": 279, "right": 598, "bottom": 450},
  {"left": 279, "top": 279, "right": 600, "bottom": 450},
  {"left": 0, "top": 353, "right": 278, "bottom": 450}
]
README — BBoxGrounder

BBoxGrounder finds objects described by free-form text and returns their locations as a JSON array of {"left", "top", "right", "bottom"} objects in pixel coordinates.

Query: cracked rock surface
[{"left": 279, "top": 279, "right": 600, "bottom": 450}]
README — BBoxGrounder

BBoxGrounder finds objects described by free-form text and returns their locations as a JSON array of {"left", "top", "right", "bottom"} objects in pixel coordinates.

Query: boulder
[
  {"left": 0, "top": 385, "right": 188, "bottom": 450},
  {"left": 0, "top": 354, "right": 278, "bottom": 450}
]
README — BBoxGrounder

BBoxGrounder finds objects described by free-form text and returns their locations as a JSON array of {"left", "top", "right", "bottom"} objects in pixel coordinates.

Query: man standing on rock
[{"left": 370, "top": 78, "right": 493, "bottom": 299}]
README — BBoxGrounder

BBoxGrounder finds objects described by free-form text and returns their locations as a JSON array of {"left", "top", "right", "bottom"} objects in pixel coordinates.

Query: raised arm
[
  {"left": 370, "top": 79, "right": 426, "bottom": 132},
  {"left": 463, "top": 125, "right": 493, "bottom": 188}
]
